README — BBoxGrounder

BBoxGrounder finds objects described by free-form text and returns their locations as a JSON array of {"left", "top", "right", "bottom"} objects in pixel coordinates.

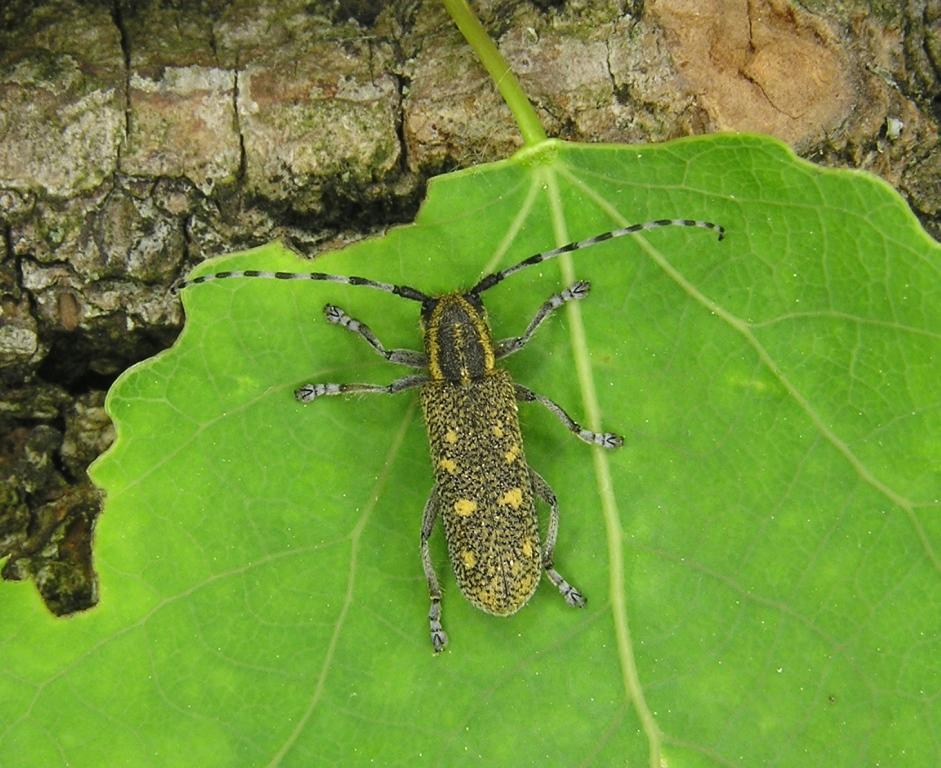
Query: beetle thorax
[{"left": 422, "top": 293, "right": 496, "bottom": 383}]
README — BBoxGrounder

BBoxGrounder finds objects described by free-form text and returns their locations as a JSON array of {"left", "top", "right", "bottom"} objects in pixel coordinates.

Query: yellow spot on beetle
[
  {"left": 438, "top": 458, "right": 458, "bottom": 474},
  {"left": 504, "top": 444, "right": 519, "bottom": 463},
  {"left": 522, "top": 538, "right": 534, "bottom": 558},
  {"left": 454, "top": 498, "right": 477, "bottom": 516},
  {"left": 461, "top": 550, "right": 477, "bottom": 568},
  {"left": 492, "top": 423, "right": 504, "bottom": 438},
  {"left": 445, "top": 429, "right": 458, "bottom": 444},
  {"left": 499, "top": 488, "right": 523, "bottom": 509}
]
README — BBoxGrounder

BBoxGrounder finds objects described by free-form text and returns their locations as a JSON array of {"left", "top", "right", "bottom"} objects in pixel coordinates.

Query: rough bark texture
[{"left": 1, "top": 0, "right": 938, "bottom": 613}]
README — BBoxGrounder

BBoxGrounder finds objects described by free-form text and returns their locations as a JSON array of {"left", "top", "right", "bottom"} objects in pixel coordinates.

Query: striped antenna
[
  {"left": 175, "top": 218, "right": 723, "bottom": 301},
  {"left": 472, "top": 218, "right": 724, "bottom": 294},
  {"left": 176, "top": 268, "right": 430, "bottom": 303}
]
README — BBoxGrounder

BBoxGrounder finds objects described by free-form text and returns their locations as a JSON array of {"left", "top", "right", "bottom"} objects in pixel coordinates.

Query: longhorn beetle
[{"left": 180, "top": 217, "right": 724, "bottom": 652}]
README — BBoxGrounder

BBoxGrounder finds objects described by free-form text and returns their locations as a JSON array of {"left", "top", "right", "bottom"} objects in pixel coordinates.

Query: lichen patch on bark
[{"left": 123, "top": 67, "right": 241, "bottom": 194}]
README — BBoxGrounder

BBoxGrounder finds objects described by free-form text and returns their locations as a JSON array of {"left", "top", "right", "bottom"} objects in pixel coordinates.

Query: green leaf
[{"left": 4, "top": 134, "right": 940, "bottom": 766}]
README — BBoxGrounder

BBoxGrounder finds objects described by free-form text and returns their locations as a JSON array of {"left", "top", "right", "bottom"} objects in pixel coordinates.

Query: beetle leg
[
  {"left": 514, "top": 384, "right": 623, "bottom": 448},
  {"left": 494, "top": 281, "right": 590, "bottom": 359},
  {"left": 323, "top": 303, "right": 426, "bottom": 367},
  {"left": 295, "top": 374, "right": 426, "bottom": 402},
  {"left": 529, "top": 468, "right": 586, "bottom": 608},
  {"left": 421, "top": 485, "right": 448, "bottom": 653}
]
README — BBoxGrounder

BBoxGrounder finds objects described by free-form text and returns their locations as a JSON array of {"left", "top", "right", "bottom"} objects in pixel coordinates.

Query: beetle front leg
[
  {"left": 494, "top": 281, "right": 590, "bottom": 359},
  {"left": 529, "top": 468, "right": 586, "bottom": 608},
  {"left": 421, "top": 485, "right": 448, "bottom": 653},
  {"left": 323, "top": 303, "right": 426, "bottom": 368}
]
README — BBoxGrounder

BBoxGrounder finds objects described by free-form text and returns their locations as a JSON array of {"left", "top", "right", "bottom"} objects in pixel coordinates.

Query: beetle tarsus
[
  {"left": 546, "top": 567, "right": 587, "bottom": 608},
  {"left": 295, "top": 383, "right": 335, "bottom": 401},
  {"left": 429, "top": 598, "right": 448, "bottom": 653}
]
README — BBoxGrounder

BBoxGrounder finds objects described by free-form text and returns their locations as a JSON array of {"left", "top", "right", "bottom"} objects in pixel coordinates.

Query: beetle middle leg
[
  {"left": 421, "top": 485, "right": 448, "bottom": 653},
  {"left": 514, "top": 384, "right": 623, "bottom": 448},
  {"left": 295, "top": 374, "right": 426, "bottom": 402},
  {"left": 295, "top": 304, "right": 429, "bottom": 401},
  {"left": 529, "top": 468, "right": 586, "bottom": 608}
]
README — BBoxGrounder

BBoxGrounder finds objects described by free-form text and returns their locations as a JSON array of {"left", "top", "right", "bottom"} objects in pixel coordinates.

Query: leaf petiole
[{"left": 441, "top": 0, "right": 548, "bottom": 147}]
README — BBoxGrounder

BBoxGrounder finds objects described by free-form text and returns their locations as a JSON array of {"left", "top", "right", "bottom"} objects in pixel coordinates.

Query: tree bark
[{"left": 1, "top": 0, "right": 938, "bottom": 613}]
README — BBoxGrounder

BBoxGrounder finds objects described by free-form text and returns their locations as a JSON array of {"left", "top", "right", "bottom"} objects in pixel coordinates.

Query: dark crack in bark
[
  {"left": 393, "top": 72, "right": 413, "bottom": 178},
  {"left": 110, "top": 0, "right": 132, "bottom": 162},
  {"left": 233, "top": 66, "right": 247, "bottom": 192}
]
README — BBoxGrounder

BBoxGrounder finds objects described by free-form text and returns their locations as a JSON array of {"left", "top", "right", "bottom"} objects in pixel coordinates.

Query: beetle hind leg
[
  {"left": 421, "top": 485, "right": 448, "bottom": 652},
  {"left": 530, "top": 468, "right": 587, "bottom": 608}
]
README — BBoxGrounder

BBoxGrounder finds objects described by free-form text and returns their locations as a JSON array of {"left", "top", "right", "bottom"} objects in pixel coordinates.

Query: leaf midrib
[{"left": 542, "top": 164, "right": 664, "bottom": 768}]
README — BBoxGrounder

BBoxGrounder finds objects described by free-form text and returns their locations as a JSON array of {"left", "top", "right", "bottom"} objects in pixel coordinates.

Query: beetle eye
[
  {"left": 464, "top": 292, "right": 484, "bottom": 312},
  {"left": 420, "top": 298, "right": 438, "bottom": 323}
]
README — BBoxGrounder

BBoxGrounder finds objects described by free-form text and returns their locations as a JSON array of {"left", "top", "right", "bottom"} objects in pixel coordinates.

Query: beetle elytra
[{"left": 181, "top": 217, "right": 724, "bottom": 652}]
